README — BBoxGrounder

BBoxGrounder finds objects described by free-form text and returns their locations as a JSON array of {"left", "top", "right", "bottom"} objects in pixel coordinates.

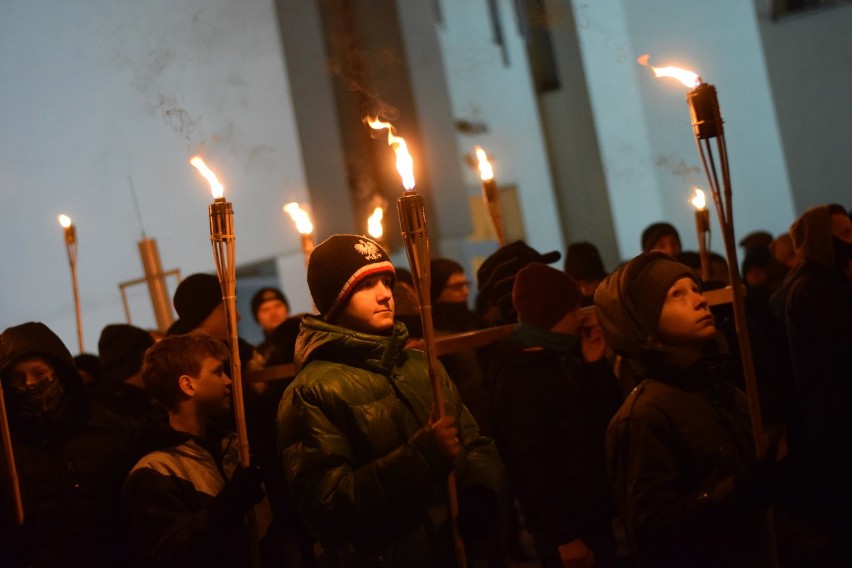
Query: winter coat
[
  {"left": 593, "top": 256, "right": 773, "bottom": 567},
  {"left": 122, "top": 422, "right": 249, "bottom": 567},
  {"left": 277, "top": 315, "right": 504, "bottom": 567},
  {"left": 607, "top": 362, "right": 769, "bottom": 567},
  {"left": 0, "top": 322, "right": 131, "bottom": 567},
  {"left": 490, "top": 329, "right": 622, "bottom": 562}
]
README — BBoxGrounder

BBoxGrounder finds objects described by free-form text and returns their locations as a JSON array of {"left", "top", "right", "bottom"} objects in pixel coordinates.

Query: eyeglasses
[{"left": 443, "top": 281, "right": 470, "bottom": 291}]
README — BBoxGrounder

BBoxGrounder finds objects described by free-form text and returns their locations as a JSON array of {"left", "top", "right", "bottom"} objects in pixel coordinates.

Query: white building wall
[
  {"left": 0, "top": 0, "right": 311, "bottom": 349},
  {"left": 435, "top": 0, "right": 565, "bottom": 257},
  {"left": 571, "top": 0, "right": 796, "bottom": 259}
]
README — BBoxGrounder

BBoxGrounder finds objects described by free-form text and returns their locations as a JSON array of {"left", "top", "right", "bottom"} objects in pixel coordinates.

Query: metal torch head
[
  {"left": 396, "top": 191, "right": 431, "bottom": 299},
  {"left": 687, "top": 82, "right": 724, "bottom": 140}
]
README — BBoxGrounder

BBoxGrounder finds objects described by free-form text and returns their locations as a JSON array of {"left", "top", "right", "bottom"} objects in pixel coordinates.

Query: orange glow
[
  {"left": 474, "top": 146, "right": 494, "bottom": 181},
  {"left": 367, "top": 118, "right": 415, "bottom": 190},
  {"left": 367, "top": 207, "right": 384, "bottom": 239},
  {"left": 637, "top": 54, "right": 700, "bottom": 89},
  {"left": 691, "top": 187, "right": 706, "bottom": 210},
  {"left": 189, "top": 156, "right": 224, "bottom": 199},
  {"left": 58, "top": 214, "right": 72, "bottom": 228},
  {"left": 283, "top": 202, "right": 313, "bottom": 235}
]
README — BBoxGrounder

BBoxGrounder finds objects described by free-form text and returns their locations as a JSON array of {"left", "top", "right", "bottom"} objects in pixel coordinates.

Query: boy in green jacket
[{"left": 277, "top": 234, "right": 504, "bottom": 567}]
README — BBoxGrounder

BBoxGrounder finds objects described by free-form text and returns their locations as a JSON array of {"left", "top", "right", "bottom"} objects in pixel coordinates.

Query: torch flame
[
  {"left": 283, "top": 202, "right": 314, "bottom": 235},
  {"left": 474, "top": 146, "right": 494, "bottom": 181},
  {"left": 691, "top": 187, "right": 706, "bottom": 210},
  {"left": 189, "top": 156, "right": 225, "bottom": 199},
  {"left": 58, "top": 214, "right": 72, "bottom": 228},
  {"left": 637, "top": 54, "right": 700, "bottom": 89},
  {"left": 367, "top": 207, "right": 384, "bottom": 239},
  {"left": 367, "top": 118, "right": 415, "bottom": 190}
]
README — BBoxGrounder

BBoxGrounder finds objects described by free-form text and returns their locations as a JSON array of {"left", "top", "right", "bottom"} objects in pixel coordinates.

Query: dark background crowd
[{"left": 1, "top": 203, "right": 850, "bottom": 567}]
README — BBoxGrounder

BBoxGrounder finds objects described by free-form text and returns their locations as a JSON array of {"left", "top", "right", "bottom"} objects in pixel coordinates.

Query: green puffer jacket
[{"left": 277, "top": 315, "right": 503, "bottom": 567}]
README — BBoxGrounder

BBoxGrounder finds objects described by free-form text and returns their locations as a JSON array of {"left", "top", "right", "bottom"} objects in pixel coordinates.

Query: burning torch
[
  {"left": 641, "top": 54, "right": 777, "bottom": 565},
  {"left": 691, "top": 187, "right": 711, "bottom": 282},
  {"left": 368, "top": 117, "right": 467, "bottom": 568},
  {"left": 475, "top": 146, "right": 506, "bottom": 246},
  {"left": 283, "top": 202, "right": 315, "bottom": 268},
  {"left": 189, "top": 157, "right": 250, "bottom": 466},
  {"left": 190, "top": 156, "right": 259, "bottom": 565},
  {"left": 58, "top": 214, "right": 84, "bottom": 353}
]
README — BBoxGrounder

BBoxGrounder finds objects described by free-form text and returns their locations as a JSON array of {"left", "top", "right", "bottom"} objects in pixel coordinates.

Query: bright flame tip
[{"left": 58, "top": 214, "right": 72, "bottom": 228}]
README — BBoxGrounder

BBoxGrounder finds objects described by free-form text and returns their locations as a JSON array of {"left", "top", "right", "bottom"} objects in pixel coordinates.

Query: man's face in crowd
[
  {"left": 334, "top": 274, "right": 395, "bottom": 335},
  {"left": 5, "top": 356, "right": 65, "bottom": 415},
  {"left": 437, "top": 272, "right": 470, "bottom": 304},
  {"left": 657, "top": 277, "right": 716, "bottom": 350},
  {"left": 198, "top": 303, "right": 235, "bottom": 343},
  {"left": 257, "top": 299, "right": 288, "bottom": 333}
]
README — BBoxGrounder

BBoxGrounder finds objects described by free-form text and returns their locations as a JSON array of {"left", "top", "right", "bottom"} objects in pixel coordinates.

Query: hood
[
  {"left": 790, "top": 205, "right": 836, "bottom": 269},
  {"left": 294, "top": 314, "right": 409, "bottom": 375},
  {"left": 594, "top": 252, "right": 703, "bottom": 370},
  {"left": 0, "top": 322, "right": 88, "bottom": 439}
]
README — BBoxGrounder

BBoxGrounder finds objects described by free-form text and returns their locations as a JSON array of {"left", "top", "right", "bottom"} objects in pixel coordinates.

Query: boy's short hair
[{"left": 141, "top": 332, "right": 229, "bottom": 410}]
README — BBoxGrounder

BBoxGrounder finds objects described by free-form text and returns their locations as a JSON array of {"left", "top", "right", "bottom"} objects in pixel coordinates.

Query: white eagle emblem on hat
[{"left": 354, "top": 239, "right": 382, "bottom": 260}]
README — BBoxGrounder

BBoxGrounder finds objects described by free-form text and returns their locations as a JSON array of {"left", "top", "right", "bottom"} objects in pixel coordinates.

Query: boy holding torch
[
  {"left": 122, "top": 333, "right": 265, "bottom": 566},
  {"left": 277, "top": 234, "right": 504, "bottom": 567}
]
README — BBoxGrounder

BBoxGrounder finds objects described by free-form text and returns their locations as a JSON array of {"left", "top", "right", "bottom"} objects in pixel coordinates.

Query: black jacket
[
  {"left": 490, "top": 332, "right": 622, "bottom": 551},
  {"left": 0, "top": 322, "right": 131, "bottom": 567}
]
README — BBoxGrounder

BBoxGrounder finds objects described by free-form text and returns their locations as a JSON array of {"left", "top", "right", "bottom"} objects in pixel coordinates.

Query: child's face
[
  {"left": 190, "top": 355, "right": 232, "bottom": 415},
  {"left": 657, "top": 277, "right": 716, "bottom": 349},
  {"left": 334, "top": 274, "right": 395, "bottom": 334}
]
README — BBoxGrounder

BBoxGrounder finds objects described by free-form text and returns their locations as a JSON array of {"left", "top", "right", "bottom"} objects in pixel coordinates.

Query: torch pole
[
  {"left": 63, "top": 225, "right": 85, "bottom": 353},
  {"left": 0, "top": 382, "right": 24, "bottom": 526},
  {"left": 208, "top": 198, "right": 260, "bottom": 567},
  {"left": 481, "top": 178, "right": 507, "bottom": 247},
  {"left": 397, "top": 190, "right": 467, "bottom": 568},
  {"left": 687, "top": 81, "right": 778, "bottom": 567},
  {"left": 300, "top": 233, "right": 315, "bottom": 269}
]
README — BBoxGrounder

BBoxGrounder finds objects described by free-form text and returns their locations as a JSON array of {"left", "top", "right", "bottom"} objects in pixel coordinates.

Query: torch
[
  {"left": 189, "top": 157, "right": 250, "bottom": 467},
  {"left": 368, "top": 117, "right": 468, "bottom": 568},
  {"left": 190, "top": 157, "right": 259, "bottom": 565},
  {"left": 58, "top": 214, "right": 84, "bottom": 353},
  {"left": 691, "top": 187, "right": 711, "bottom": 282},
  {"left": 0, "top": 380, "right": 24, "bottom": 526},
  {"left": 641, "top": 55, "right": 778, "bottom": 566},
  {"left": 283, "top": 202, "right": 315, "bottom": 268},
  {"left": 475, "top": 146, "right": 507, "bottom": 246}
]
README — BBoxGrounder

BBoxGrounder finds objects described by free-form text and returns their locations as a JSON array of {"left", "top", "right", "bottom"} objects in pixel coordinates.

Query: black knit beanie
[
  {"left": 307, "top": 234, "right": 395, "bottom": 319},
  {"left": 629, "top": 255, "right": 699, "bottom": 335},
  {"left": 173, "top": 273, "right": 222, "bottom": 332},
  {"left": 251, "top": 287, "right": 289, "bottom": 322},
  {"left": 512, "top": 263, "right": 582, "bottom": 329},
  {"left": 430, "top": 258, "right": 465, "bottom": 301},
  {"left": 641, "top": 222, "right": 681, "bottom": 253},
  {"left": 98, "top": 324, "right": 155, "bottom": 383}
]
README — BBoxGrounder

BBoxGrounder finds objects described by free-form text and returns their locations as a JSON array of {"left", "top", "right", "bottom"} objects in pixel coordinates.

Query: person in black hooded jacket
[
  {"left": 594, "top": 253, "right": 815, "bottom": 568},
  {"left": 770, "top": 204, "right": 852, "bottom": 561},
  {"left": 0, "top": 322, "right": 131, "bottom": 567}
]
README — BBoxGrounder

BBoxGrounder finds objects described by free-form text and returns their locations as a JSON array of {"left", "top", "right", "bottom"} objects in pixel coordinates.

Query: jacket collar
[{"left": 295, "top": 315, "right": 410, "bottom": 374}]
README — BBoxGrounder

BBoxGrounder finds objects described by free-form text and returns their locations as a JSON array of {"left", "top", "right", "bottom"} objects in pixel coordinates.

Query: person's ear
[{"left": 178, "top": 374, "right": 195, "bottom": 398}]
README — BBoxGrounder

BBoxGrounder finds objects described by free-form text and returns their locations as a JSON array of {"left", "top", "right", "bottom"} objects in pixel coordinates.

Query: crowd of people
[{"left": 1, "top": 203, "right": 850, "bottom": 567}]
